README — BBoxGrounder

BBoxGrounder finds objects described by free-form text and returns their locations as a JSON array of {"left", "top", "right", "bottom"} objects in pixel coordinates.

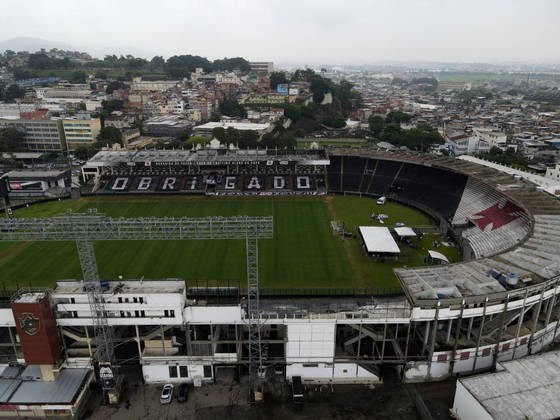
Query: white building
[
  {"left": 452, "top": 350, "right": 560, "bottom": 420},
  {"left": 472, "top": 127, "right": 507, "bottom": 147},
  {"left": 445, "top": 132, "right": 491, "bottom": 156}
]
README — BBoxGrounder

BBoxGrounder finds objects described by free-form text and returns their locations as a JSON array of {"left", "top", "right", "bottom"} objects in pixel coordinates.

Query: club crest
[{"left": 18, "top": 313, "right": 40, "bottom": 336}]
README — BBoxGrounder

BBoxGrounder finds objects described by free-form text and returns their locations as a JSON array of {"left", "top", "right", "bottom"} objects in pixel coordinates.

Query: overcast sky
[{"left": 1, "top": 0, "right": 559, "bottom": 64}]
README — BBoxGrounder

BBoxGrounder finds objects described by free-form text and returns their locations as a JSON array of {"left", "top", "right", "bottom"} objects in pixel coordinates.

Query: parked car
[
  {"left": 177, "top": 383, "right": 189, "bottom": 403},
  {"left": 160, "top": 384, "right": 174, "bottom": 404},
  {"left": 376, "top": 196, "right": 387, "bottom": 205},
  {"left": 292, "top": 375, "right": 304, "bottom": 402}
]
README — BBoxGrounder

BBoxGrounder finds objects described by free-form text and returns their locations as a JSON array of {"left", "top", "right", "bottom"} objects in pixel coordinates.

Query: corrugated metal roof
[
  {"left": 9, "top": 368, "right": 90, "bottom": 405},
  {"left": 458, "top": 350, "right": 560, "bottom": 420},
  {"left": 0, "top": 366, "right": 22, "bottom": 379},
  {"left": 0, "top": 379, "right": 21, "bottom": 403}
]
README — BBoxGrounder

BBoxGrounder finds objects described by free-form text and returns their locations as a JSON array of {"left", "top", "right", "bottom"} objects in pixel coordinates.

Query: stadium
[{"left": 1, "top": 147, "right": 560, "bottom": 411}]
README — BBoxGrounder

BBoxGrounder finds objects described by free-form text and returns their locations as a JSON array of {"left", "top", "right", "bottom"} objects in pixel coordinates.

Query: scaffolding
[{"left": 0, "top": 209, "right": 273, "bottom": 397}]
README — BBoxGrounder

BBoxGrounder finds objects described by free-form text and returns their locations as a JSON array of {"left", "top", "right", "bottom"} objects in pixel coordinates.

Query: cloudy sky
[{"left": 1, "top": 0, "right": 559, "bottom": 64}]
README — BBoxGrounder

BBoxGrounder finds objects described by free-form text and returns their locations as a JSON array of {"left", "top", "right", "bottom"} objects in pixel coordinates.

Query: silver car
[{"left": 160, "top": 384, "right": 174, "bottom": 404}]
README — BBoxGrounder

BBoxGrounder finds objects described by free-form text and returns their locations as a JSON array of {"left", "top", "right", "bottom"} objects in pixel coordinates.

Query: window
[
  {"left": 135, "top": 310, "right": 139, "bottom": 317},
  {"left": 203, "top": 365, "right": 212, "bottom": 378},
  {"left": 118, "top": 297, "right": 122, "bottom": 303},
  {"left": 164, "top": 310, "right": 169, "bottom": 317},
  {"left": 133, "top": 297, "right": 138, "bottom": 303},
  {"left": 125, "top": 298, "right": 129, "bottom": 303},
  {"left": 170, "top": 310, "right": 175, "bottom": 318},
  {"left": 169, "top": 366, "right": 178, "bottom": 378},
  {"left": 139, "top": 297, "right": 144, "bottom": 304},
  {"left": 70, "top": 297, "right": 75, "bottom": 304},
  {"left": 179, "top": 366, "right": 188, "bottom": 378},
  {"left": 141, "top": 310, "right": 146, "bottom": 317},
  {"left": 302, "top": 363, "right": 318, "bottom": 368},
  {"left": 120, "top": 311, "right": 125, "bottom": 317}
]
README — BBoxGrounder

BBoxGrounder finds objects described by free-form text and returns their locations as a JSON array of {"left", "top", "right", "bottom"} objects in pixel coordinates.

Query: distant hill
[
  {"left": 0, "top": 37, "right": 79, "bottom": 53},
  {"left": 0, "top": 37, "right": 158, "bottom": 59}
]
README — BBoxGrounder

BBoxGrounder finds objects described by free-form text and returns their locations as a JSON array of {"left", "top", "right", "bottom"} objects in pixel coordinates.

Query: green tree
[
  {"left": 270, "top": 71, "right": 288, "bottom": 90},
  {"left": 187, "top": 136, "right": 210, "bottom": 146},
  {"left": 70, "top": 71, "right": 87, "bottom": 84},
  {"left": 106, "top": 81, "right": 125, "bottom": 94},
  {"left": 368, "top": 115, "right": 385, "bottom": 137},
  {"left": 238, "top": 130, "right": 259, "bottom": 148},
  {"left": 96, "top": 126, "right": 122, "bottom": 146},
  {"left": 219, "top": 98, "right": 247, "bottom": 118},
  {"left": 212, "top": 57, "right": 250, "bottom": 72},
  {"left": 385, "top": 111, "right": 412, "bottom": 124},
  {"left": 4, "top": 84, "right": 26, "bottom": 101},
  {"left": 212, "top": 127, "right": 227, "bottom": 142},
  {"left": 74, "top": 145, "right": 97, "bottom": 161}
]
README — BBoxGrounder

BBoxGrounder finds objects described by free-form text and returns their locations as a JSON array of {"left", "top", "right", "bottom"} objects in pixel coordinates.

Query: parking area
[{"left": 89, "top": 381, "right": 246, "bottom": 420}]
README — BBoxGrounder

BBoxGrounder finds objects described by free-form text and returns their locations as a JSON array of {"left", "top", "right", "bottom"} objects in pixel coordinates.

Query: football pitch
[{"left": 0, "top": 195, "right": 459, "bottom": 291}]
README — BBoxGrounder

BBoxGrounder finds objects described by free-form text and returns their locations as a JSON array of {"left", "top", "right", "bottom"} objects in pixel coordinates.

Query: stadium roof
[
  {"left": 359, "top": 226, "right": 400, "bottom": 254},
  {"left": 85, "top": 149, "right": 329, "bottom": 166},
  {"left": 456, "top": 350, "right": 560, "bottom": 419},
  {"left": 193, "top": 121, "right": 270, "bottom": 131}
]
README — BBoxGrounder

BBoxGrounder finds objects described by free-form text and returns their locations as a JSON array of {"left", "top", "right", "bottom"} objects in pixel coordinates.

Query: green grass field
[{"left": 0, "top": 196, "right": 459, "bottom": 291}]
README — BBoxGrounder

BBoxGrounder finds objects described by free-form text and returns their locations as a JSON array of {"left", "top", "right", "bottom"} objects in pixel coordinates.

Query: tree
[
  {"left": 101, "top": 99, "right": 124, "bottom": 114},
  {"left": 74, "top": 145, "right": 97, "bottom": 161},
  {"left": 368, "top": 115, "right": 385, "bottom": 137},
  {"left": 238, "top": 130, "right": 259, "bottom": 148},
  {"left": 212, "top": 57, "right": 250, "bottom": 72},
  {"left": 4, "top": 84, "right": 26, "bottom": 101},
  {"left": 219, "top": 98, "right": 247, "bottom": 118},
  {"left": 150, "top": 56, "right": 165, "bottom": 69},
  {"left": 270, "top": 71, "right": 288, "bottom": 90},
  {"left": 96, "top": 126, "right": 122, "bottom": 146},
  {"left": 385, "top": 111, "right": 412, "bottom": 124},
  {"left": 70, "top": 71, "right": 87, "bottom": 84},
  {"left": 0, "top": 128, "right": 25, "bottom": 152},
  {"left": 187, "top": 136, "right": 210, "bottom": 146},
  {"left": 212, "top": 127, "right": 227, "bottom": 142},
  {"left": 106, "top": 81, "right": 125, "bottom": 94},
  {"left": 77, "top": 102, "right": 87, "bottom": 111}
]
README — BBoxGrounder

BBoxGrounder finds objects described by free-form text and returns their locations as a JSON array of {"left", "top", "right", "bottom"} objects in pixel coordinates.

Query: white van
[{"left": 376, "top": 196, "right": 387, "bottom": 205}]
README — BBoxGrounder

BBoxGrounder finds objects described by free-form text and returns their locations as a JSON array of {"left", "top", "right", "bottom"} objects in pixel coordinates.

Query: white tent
[
  {"left": 394, "top": 227, "right": 416, "bottom": 237},
  {"left": 358, "top": 226, "right": 400, "bottom": 254},
  {"left": 428, "top": 250, "right": 450, "bottom": 264}
]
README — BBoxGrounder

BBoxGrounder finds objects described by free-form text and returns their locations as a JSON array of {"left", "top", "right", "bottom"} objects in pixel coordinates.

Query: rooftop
[
  {"left": 53, "top": 279, "right": 186, "bottom": 295},
  {"left": 457, "top": 350, "right": 560, "bottom": 420},
  {"left": 0, "top": 366, "right": 91, "bottom": 405}
]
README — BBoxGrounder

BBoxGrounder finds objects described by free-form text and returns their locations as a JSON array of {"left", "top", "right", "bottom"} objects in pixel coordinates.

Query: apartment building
[
  {"left": 0, "top": 118, "right": 66, "bottom": 152},
  {"left": 249, "top": 61, "right": 274, "bottom": 74},
  {"left": 62, "top": 116, "right": 102, "bottom": 151}
]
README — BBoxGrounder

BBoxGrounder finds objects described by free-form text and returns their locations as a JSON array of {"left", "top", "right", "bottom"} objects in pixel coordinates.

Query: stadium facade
[{"left": 2, "top": 148, "right": 560, "bottom": 398}]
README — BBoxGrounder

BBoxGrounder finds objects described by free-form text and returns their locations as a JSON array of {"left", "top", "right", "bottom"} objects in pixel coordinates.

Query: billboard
[
  {"left": 8, "top": 180, "right": 43, "bottom": 191},
  {"left": 276, "top": 84, "right": 289, "bottom": 94}
]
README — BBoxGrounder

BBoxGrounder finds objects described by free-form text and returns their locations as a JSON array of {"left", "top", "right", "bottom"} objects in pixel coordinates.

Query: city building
[
  {"left": 62, "top": 114, "right": 102, "bottom": 151},
  {"left": 452, "top": 350, "right": 560, "bottom": 420},
  {"left": 192, "top": 121, "right": 271, "bottom": 138},
  {"left": 0, "top": 118, "right": 66, "bottom": 152},
  {"left": 249, "top": 62, "right": 274, "bottom": 74}
]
